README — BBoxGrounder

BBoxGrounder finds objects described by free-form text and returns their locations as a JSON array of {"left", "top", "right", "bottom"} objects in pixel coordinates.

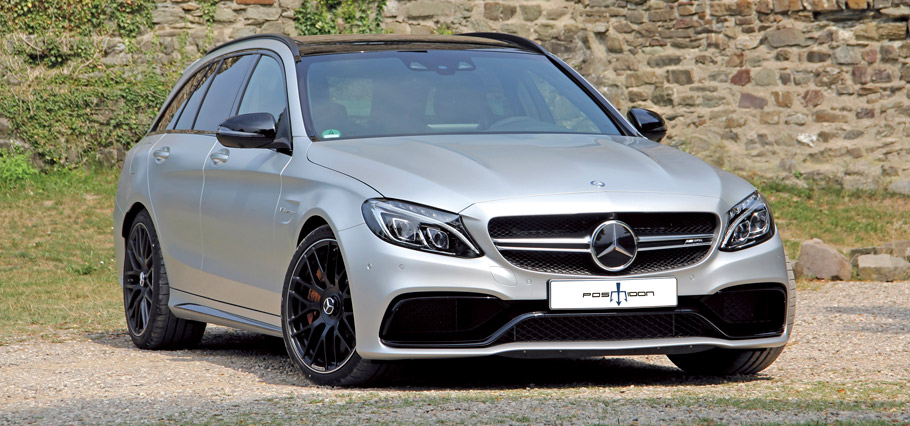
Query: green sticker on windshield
[{"left": 322, "top": 129, "right": 341, "bottom": 139}]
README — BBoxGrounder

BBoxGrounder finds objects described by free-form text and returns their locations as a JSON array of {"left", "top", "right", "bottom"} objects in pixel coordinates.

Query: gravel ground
[{"left": 1, "top": 281, "right": 908, "bottom": 425}]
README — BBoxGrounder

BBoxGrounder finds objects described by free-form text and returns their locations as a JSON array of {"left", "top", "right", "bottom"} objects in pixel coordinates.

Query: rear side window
[
  {"left": 194, "top": 54, "right": 258, "bottom": 132},
  {"left": 155, "top": 63, "right": 215, "bottom": 132},
  {"left": 173, "top": 64, "right": 218, "bottom": 130},
  {"left": 238, "top": 56, "right": 287, "bottom": 122}
]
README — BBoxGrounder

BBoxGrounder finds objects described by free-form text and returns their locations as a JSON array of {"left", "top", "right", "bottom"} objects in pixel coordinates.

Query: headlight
[
  {"left": 720, "top": 191, "right": 774, "bottom": 251},
  {"left": 361, "top": 199, "right": 482, "bottom": 258}
]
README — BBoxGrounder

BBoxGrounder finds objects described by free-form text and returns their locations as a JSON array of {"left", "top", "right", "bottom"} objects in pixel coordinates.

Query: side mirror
[
  {"left": 627, "top": 108, "right": 668, "bottom": 143},
  {"left": 216, "top": 113, "right": 278, "bottom": 149}
]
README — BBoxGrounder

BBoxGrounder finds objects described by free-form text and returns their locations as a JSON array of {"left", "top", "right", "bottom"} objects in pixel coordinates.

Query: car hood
[{"left": 307, "top": 133, "right": 726, "bottom": 213}]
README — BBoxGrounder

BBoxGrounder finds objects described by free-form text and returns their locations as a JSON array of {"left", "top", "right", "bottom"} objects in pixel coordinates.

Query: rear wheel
[
  {"left": 668, "top": 346, "right": 784, "bottom": 376},
  {"left": 281, "top": 225, "right": 395, "bottom": 386},
  {"left": 123, "top": 210, "right": 206, "bottom": 349}
]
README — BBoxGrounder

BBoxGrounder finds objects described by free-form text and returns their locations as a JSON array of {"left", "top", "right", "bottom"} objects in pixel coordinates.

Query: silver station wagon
[{"left": 114, "top": 33, "right": 795, "bottom": 386}]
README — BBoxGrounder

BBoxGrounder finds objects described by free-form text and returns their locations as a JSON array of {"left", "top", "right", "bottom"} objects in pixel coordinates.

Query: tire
[
  {"left": 281, "top": 224, "right": 395, "bottom": 386},
  {"left": 123, "top": 210, "right": 206, "bottom": 349},
  {"left": 667, "top": 345, "right": 785, "bottom": 376},
  {"left": 669, "top": 256, "right": 793, "bottom": 376}
]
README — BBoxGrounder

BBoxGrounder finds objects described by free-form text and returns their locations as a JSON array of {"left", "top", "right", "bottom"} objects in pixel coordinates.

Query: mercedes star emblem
[{"left": 590, "top": 220, "right": 637, "bottom": 271}]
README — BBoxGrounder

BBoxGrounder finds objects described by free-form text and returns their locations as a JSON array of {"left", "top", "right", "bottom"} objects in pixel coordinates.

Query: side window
[
  {"left": 155, "top": 63, "right": 215, "bottom": 132},
  {"left": 193, "top": 54, "right": 258, "bottom": 132},
  {"left": 238, "top": 56, "right": 287, "bottom": 122},
  {"left": 173, "top": 64, "right": 218, "bottom": 130}
]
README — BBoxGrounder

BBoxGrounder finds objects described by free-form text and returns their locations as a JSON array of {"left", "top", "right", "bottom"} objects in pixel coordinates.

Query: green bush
[
  {"left": 0, "top": 152, "right": 39, "bottom": 186},
  {"left": 0, "top": 0, "right": 155, "bottom": 38},
  {"left": 0, "top": 69, "right": 175, "bottom": 165},
  {"left": 295, "top": 0, "right": 386, "bottom": 36}
]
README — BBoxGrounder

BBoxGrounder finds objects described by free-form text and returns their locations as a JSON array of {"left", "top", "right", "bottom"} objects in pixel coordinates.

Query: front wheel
[
  {"left": 281, "top": 225, "right": 395, "bottom": 386},
  {"left": 667, "top": 346, "right": 784, "bottom": 376}
]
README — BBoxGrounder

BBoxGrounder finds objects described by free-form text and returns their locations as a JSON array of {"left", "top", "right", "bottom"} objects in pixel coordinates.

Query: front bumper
[{"left": 339, "top": 212, "right": 793, "bottom": 360}]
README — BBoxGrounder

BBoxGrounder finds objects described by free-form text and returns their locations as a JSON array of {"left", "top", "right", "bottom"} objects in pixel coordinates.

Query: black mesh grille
[
  {"left": 494, "top": 312, "right": 721, "bottom": 344},
  {"left": 379, "top": 286, "right": 788, "bottom": 348},
  {"left": 500, "top": 246, "right": 711, "bottom": 276},
  {"left": 489, "top": 212, "right": 717, "bottom": 276},
  {"left": 488, "top": 212, "right": 716, "bottom": 239}
]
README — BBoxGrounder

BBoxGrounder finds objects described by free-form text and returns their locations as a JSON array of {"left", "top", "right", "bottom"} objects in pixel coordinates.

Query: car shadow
[{"left": 88, "top": 327, "right": 768, "bottom": 390}]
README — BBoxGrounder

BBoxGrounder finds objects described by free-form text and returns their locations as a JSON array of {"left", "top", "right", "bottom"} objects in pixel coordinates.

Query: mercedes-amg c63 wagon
[{"left": 114, "top": 33, "right": 795, "bottom": 386}]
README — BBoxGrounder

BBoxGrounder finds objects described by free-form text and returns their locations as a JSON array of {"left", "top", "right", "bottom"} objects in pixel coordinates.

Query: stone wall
[
  {"left": 8, "top": 0, "right": 910, "bottom": 192},
  {"left": 382, "top": 0, "right": 910, "bottom": 192}
]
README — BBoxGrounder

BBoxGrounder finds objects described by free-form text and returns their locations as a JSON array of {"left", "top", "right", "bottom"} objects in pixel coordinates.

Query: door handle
[
  {"left": 210, "top": 149, "right": 229, "bottom": 165},
  {"left": 153, "top": 147, "right": 170, "bottom": 162}
]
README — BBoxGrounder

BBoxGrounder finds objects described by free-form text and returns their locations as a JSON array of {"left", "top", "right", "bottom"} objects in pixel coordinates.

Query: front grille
[
  {"left": 489, "top": 212, "right": 716, "bottom": 239},
  {"left": 488, "top": 212, "right": 718, "bottom": 276},
  {"left": 493, "top": 312, "right": 722, "bottom": 344}
]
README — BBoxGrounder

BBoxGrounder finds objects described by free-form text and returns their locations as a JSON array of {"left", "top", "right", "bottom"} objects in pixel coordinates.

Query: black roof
[{"left": 207, "top": 33, "right": 548, "bottom": 61}]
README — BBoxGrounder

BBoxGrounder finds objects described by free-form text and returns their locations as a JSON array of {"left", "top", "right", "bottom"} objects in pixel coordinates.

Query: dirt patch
[{"left": 1, "top": 281, "right": 908, "bottom": 425}]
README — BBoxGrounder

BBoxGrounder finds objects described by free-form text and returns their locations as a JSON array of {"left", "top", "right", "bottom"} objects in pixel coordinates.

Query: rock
[
  {"left": 871, "top": 68, "right": 893, "bottom": 83},
  {"left": 731, "top": 68, "right": 751, "bottom": 85},
  {"left": 853, "top": 66, "right": 870, "bottom": 84},
  {"left": 889, "top": 179, "right": 910, "bottom": 195},
  {"left": 667, "top": 69, "right": 694, "bottom": 85},
  {"left": 215, "top": 8, "right": 239, "bottom": 27},
  {"left": 152, "top": 5, "right": 185, "bottom": 25},
  {"left": 772, "top": 91, "right": 793, "bottom": 107},
  {"left": 802, "top": 89, "right": 824, "bottom": 107},
  {"left": 651, "top": 87, "right": 675, "bottom": 106},
  {"left": 862, "top": 48, "right": 878, "bottom": 63},
  {"left": 648, "top": 9, "right": 676, "bottom": 21},
  {"left": 483, "top": 2, "right": 517, "bottom": 21},
  {"left": 815, "top": 110, "right": 847, "bottom": 122},
  {"left": 646, "top": 54, "right": 684, "bottom": 67},
  {"left": 878, "top": 240, "right": 910, "bottom": 256},
  {"left": 848, "top": 246, "right": 876, "bottom": 268},
  {"left": 753, "top": 68, "right": 777, "bottom": 86},
  {"left": 764, "top": 27, "right": 810, "bottom": 47},
  {"left": 832, "top": 46, "right": 861, "bottom": 65},
  {"left": 0, "top": 117, "right": 10, "bottom": 137},
  {"left": 518, "top": 4, "right": 541, "bottom": 21},
  {"left": 0, "top": 138, "right": 32, "bottom": 153},
  {"left": 738, "top": 93, "right": 768, "bottom": 109},
  {"left": 806, "top": 50, "right": 830, "bottom": 63},
  {"left": 881, "top": 6, "right": 910, "bottom": 17},
  {"left": 407, "top": 1, "right": 454, "bottom": 19},
  {"left": 881, "top": 44, "right": 899, "bottom": 61},
  {"left": 245, "top": 6, "right": 281, "bottom": 21},
  {"left": 796, "top": 239, "right": 852, "bottom": 280},
  {"left": 857, "top": 254, "right": 910, "bottom": 281}
]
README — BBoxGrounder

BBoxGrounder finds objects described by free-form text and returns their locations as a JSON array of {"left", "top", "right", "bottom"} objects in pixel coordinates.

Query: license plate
[{"left": 549, "top": 278, "right": 677, "bottom": 310}]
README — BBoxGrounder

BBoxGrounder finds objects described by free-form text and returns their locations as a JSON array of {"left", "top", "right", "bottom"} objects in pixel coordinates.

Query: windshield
[{"left": 297, "top": 49, "right": 623, "bottom": 140}]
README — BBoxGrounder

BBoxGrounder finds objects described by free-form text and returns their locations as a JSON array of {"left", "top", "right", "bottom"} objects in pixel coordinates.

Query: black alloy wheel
[
  {"left": 122, "top": 210, "right": 206, "bottom": 349},
  {"left": 124, "top": 221, "right": 155, "bottom": 336},
  {"left": 282, "top": 225, "right": 395, "bottom": 386},
  {"left": 285, "top": 238, "right": 356, "bottom": 373}
]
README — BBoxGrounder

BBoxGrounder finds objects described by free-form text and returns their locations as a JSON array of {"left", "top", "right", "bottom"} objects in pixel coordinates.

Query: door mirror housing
[
  {"left": 627, "top": 108, "right": 668, "bottom": 143},
  {"left": 216, "top": 113, "right": 289, "bottom": 151}
]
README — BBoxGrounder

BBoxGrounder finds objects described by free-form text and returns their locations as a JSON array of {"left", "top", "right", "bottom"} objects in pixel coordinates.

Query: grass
[
  {"left": 756, "top": 180, "right": 910, "bottom": 260},
  {"left": 0, "top": 166, "right": 122, "bottom": 343},
  {"left": 1, "top": 169, "right": 909, "bottom": 342}
]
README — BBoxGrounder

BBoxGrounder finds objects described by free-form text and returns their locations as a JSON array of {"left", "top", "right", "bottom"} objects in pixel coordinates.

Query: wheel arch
[
  {"left": 296, "top": 214, "right": 330, "bottom": 246},
  {"left": 122, "top": 202, "right": 150, "bottom": 238}
]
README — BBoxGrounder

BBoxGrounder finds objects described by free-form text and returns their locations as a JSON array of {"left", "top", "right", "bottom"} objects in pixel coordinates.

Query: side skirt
[{"left": 169, "top": 289, "right": 283, "bottom": 337}]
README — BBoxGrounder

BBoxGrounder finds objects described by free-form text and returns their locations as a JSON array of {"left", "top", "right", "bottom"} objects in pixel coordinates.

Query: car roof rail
[
  {"left": 459, "top": 32, "right": 549, "bottom": 55},
  {"left": 207, "top": 33, "right": 302, "bottom": 61}
]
